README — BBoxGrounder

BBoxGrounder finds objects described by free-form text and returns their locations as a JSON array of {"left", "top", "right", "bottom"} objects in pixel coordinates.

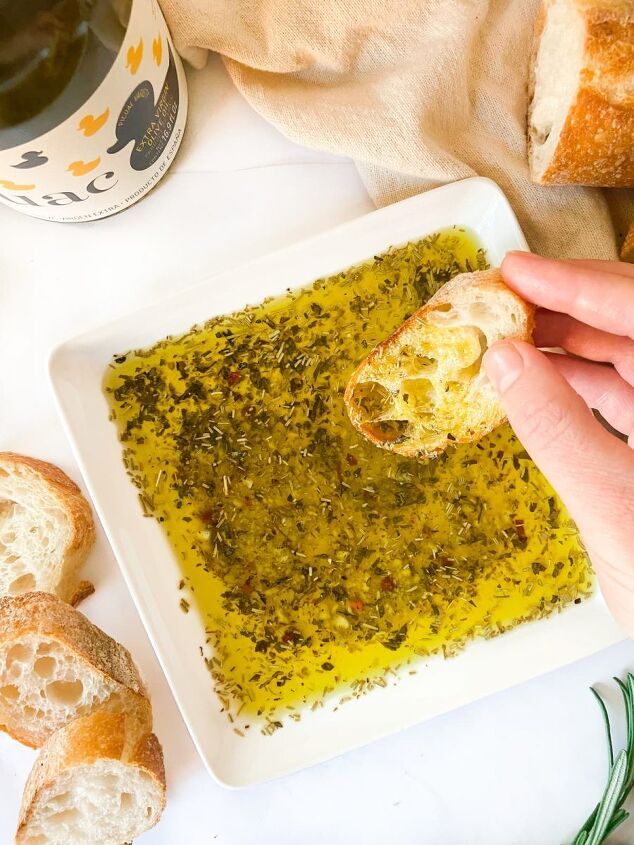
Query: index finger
[{"left": 501, "top": 251, "right": 634, "bottom": 339}]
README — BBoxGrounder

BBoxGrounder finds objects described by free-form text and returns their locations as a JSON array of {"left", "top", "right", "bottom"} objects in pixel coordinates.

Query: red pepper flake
[
  {"left": 199, "top": 509, "right": 214, "bottom": 524},
  {"left": 241, "top": 579, "right": 253, "bottom": 594},
  {"left": 345, "top": 454, "right": 358, "bottom": 466},
  {"left": 227, "top": 371, "right": 242, "bottom": 386},
  {"left": 282, "top": 629, "right": 301, "bottom": 645},
  {"left": 380, "top": 575, "right": 396, "bottom": 593},
  {"left": 515, "top": 519, "right": 527, "bottom": 541},
  {"left": 348, "top": 598, "right": 364, "bottom": 614}
]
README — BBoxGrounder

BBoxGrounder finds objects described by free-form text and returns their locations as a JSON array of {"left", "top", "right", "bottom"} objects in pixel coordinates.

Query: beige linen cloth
[{"left": 160, "top": 0, "right": 632, "bottom": 260}]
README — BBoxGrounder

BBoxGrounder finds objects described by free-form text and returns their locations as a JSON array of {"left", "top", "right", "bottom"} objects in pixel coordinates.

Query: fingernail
[
  {"left": 504, "top": 249, "right": 537, "bottom": 264},
  {"left": 484, "top": 342, "right": 525, "bottom": 393}
]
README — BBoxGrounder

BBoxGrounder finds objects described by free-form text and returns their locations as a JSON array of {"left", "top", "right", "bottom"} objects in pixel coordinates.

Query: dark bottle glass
[{"left": 0, "top": 0, "right": 129, "bottom": 150}]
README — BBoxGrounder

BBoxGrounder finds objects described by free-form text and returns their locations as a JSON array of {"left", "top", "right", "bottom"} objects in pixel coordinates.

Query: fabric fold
[{"left": 160, "top": 0, "right": 633, "bottom": 258}]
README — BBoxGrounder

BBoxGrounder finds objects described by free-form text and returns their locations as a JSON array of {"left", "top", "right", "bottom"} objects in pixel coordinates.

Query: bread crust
[
  {"left": 0, "top": 452, "right": 95, "bottom": 605},
  {"left": 529, "top": 0, "right": 634, "bottom": 186},
  {"left": 0, "top": 591, "right": 148, "bottom": 747},
  {"left": 621, "top": 222, "right": 634, "bottom": 261},
  {"left": 344, "top": 268, "right": 534, "bottom": 460},
  {"left": 16, "top": 703, "right": 166, "bottom": 845}
]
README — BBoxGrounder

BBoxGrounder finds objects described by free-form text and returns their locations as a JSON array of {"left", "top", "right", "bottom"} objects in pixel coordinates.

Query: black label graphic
[
  {"left": 107, "top": 44, "right": 179, "bottom": 171},
  {"left": 11, "top": 150, "right": 48, "bottom": 169}
]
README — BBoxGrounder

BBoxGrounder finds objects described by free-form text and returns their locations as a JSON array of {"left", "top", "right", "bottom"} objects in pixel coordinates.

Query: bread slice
[
  {"left": 0, "top": 591, "right": 148, "bottom": 748},
  {"left": 16, "top": 701, "right": 166, "bottom": 845},
  {"left": 0, "top": 452, "right": 95, "bottom": 605},
  {"left": 528, "top": 0, "right": 634, "bottom": 186},
  {"left": 344, "top": 268, "right": 534, "bottom": 460}
]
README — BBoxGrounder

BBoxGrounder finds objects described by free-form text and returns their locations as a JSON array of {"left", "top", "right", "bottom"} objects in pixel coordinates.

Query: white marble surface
[{"left": 1, "top": 57, "right": 634, "bottom": 845}]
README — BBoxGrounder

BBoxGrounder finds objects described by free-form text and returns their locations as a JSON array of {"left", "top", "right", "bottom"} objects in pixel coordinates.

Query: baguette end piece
[
  {"left": 16, "top": 704, "right": 165, "bottom": 845},
  {"left": 528, "top": 0, "right": 634, "bottom": 187}
]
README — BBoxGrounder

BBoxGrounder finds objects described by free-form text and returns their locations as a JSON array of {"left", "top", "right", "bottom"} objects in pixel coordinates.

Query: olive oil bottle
[{"left": 0, "top": 0, "right": 187, "bottom": 222}]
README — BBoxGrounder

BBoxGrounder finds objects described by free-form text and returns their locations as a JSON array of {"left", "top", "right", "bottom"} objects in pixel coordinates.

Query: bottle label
[{"left": 0, "top": 0, "right": 187, "bottom": 222}]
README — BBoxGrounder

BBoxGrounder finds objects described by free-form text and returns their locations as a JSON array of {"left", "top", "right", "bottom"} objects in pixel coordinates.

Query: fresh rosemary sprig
[{"left": 569, "top": 674, "right": 634, "bottom": 845}]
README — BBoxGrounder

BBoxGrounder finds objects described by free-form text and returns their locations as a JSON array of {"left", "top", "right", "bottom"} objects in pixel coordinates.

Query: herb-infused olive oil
[{"left": 105, "top": 228, "right": 593, "bottom": 725}]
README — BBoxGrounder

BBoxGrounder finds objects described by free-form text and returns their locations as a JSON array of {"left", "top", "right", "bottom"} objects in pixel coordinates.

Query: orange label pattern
[
  {"left": 78, "top": 108, "right": 110, "bottom": 137},
  {"left": 152, "top": 35, "right": 163, "bottom": 66},
  {"left": 0, "top": 180, "right": 35, "bottom": 191},
  {"left": 67, "top": 157, "right": 101, "bottom": 176},
  {"left": 126, "top": 39, "right": 144, "bottom": 74}
]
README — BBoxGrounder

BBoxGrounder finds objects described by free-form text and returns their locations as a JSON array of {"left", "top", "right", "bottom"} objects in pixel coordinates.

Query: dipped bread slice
[
  {"left": 0, "top": 452, "right": 95, "bottom": 604},
  {"left": 16, "top": 701, "right": 165, "bottom": 845},
  {"left": 344, "top": 268, "right": 534, "bottom": 460},
  {"left": 0, "top": 591, "right": 148, "bottom": 747}
]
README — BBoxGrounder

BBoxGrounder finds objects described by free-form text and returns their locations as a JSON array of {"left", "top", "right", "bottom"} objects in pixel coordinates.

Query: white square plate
[{"left": 49, "top": 177, "right": 624, "bottom": 787}]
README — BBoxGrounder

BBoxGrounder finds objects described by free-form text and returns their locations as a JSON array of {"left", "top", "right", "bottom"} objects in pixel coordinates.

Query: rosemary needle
[
  {"left": 569, "top": 673, "right": 634, "bottom": 845},
  {"left": 590, "top": 687, "right": 614, "bottom": 769}
]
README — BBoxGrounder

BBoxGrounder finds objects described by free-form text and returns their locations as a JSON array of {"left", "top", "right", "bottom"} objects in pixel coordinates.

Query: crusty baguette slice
[
  {"left": 16, "top": 701, "right": 165, "bottom": 845},
  {"left": 0, "top": 591, "right": 148, "bottom": 748},
  {"left": 344, "top": 268, "right": 535, "bottom": 460},
  {"left": 528, "top": 0, "right": 634, "bottom": 186},
  {"left": 0, "top": 452, "right": 95, "bottom": 605}
]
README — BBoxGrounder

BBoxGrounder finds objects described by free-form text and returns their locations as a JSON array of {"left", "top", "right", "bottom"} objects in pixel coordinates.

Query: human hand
[{"left": 483, "top": 251, "right": 634, "bottom": 636}]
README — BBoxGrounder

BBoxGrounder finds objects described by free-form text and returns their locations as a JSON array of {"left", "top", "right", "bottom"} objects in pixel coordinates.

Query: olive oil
[{"left": 104, "top": 228, "right": 593, "bottom": 724}]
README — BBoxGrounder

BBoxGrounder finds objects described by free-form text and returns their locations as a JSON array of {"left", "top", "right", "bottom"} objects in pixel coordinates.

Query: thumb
[{"left": 482, "top": 341, "right": 634, "bottom": 548}]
